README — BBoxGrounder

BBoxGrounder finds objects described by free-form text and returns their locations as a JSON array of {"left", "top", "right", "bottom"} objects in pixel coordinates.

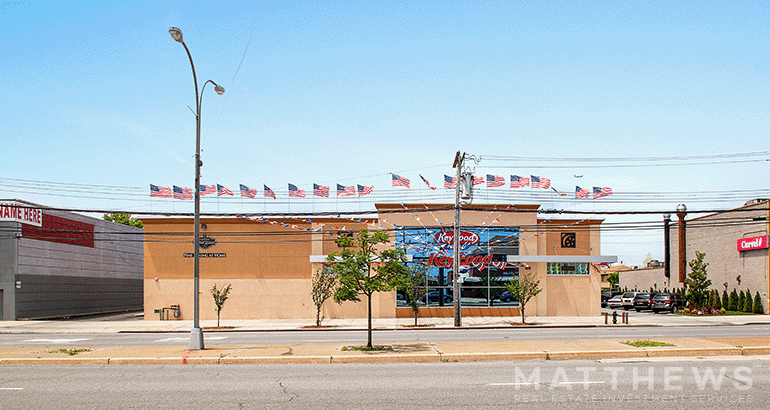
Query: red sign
[{"left": 737, "top": 235, "right": 768, "bottom": 252}]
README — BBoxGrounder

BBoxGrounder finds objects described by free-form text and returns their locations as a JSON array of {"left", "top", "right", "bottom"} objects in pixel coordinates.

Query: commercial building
[
  {"left": 142, "top": 203, "right": 616, "bottom": 321},
  {"left": 617, "top": 199, "right": 769, "bottom": 310},
  {"left": 0, "top": 200, "right": 144, "bottom": 320}
]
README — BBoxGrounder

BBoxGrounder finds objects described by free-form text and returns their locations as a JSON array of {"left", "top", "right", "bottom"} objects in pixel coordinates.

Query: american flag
[
  {"left": 337, "top": 184, "right": 355, "bottom": 197},
  {"left": 217, "top": 184, "right": 234, "bottom": 196},
  {"left": 358, "top": 184, "right": 373, "bottom": 196},
  {"left": 288, "top": 183, "right": 305, "bottom": 198},
  {"left": 173, "top": 185, "right": 192, "bottom": 200},
  {"left": 444, "top": 175, "right": 456, "bottom": 188},
  {"left": 530, "top": 175, "right": 550, "bottom": 189},
  {"left": 264, "top": 184, "right": 276, "bottom": 199},
  {"left": 472, "top": 176, "right": 484, "bottom": 186},
  {"left": 392, "top": 174, "right": 410, "bottom": 188},
  {"left": 313, "top": 184, "right": 329, "bottom": 197},
  {"left": 419, "top": 175, "right": 436, "bottom": 190},
  {"left": 593, "top": 187, "right": 613, "bottom": 199},
  {"left": 575, "top": 186, "right": 590, "bottom": 198},
  {"left": 551, "top": 187, "right": 567, "bottom": 196},
  {"left": 150, "top": 184, "right": 172, "bottom": 198},
  {"left": 240, "top": 184, "right": 257, "bottom": 198},
  {"left": 510, "top": 175, "right": 529, "bottom": 188},
  {"left": 486, "top": 174, "right": 505, "bottom": 187},
  {"left": 199, "top": 185, "right": 216, "bottom": 196}
]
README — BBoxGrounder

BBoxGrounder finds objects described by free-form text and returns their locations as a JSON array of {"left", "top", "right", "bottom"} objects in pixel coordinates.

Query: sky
[{"left": 1, "top": 0, "right": 769, "bottom": 266}]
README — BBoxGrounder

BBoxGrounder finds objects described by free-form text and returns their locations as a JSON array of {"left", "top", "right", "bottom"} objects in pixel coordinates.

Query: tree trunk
[
  {"left": 316, "top": 306, "right": 321, "bottom": 327},
  {"left": 520, "top": 306, "right": 525, "bottom": 324},
  {"left": 367, "top": 293, "right": 373, "bottom": 348},
  {"left": 217, "top": 312, "right": 220, "bottom": 327},
  {"left": 414, "top": 309, "right": 418, "bottom": 326}
]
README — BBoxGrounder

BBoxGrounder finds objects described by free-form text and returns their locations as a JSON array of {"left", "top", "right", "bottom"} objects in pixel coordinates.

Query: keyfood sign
[{"left": 737, "top": 235, "right": 768, "bottom": 252}]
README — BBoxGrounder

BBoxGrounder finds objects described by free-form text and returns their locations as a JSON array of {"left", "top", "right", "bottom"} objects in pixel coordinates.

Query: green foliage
[
  {"left": 210, "top": 283, "right": 231, "bottom": 327},
  {"left": 399, "top": 262, "right": 429, "bottom": 326},
  {"left": 326, "top": 229, "right": 407, "bottom": 348},
  {"left": 606, "top": 272, "right": 619, "bottom": 289},
  {"left": 684, "top": 251, "right": 711, "bottom": 309},
  {"left": 738, "top": 290, "right": 746, "bottom": 312},
  {"left": 311, "top": 266, "right": 338, "bottom": 327},
  {"left": 729, "top": 289, "right": 739, "bottom": 311},
  {"left": 103, "top": 213, "right": 143, "bottom": 228},
  {"left": 753, "top": 291, "right": 765, "bottom": 314},
  {"left": 722, "top": 290, "right": 729, "bottom": 312},
  {"left": 504, "top": 270, "right": 542, "bottom": 324},
  {"left": 743, "top": 290, "right": 754, "bottom": 313}
]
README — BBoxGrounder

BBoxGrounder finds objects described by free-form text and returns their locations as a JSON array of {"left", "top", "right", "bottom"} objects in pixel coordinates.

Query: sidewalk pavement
[{"left": 2, "top": 313, "right": 770, "bottom": 365}]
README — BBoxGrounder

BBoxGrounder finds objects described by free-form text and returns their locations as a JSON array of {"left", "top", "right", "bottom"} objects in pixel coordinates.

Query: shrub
[
  {"left": 738, "top": 290, "right": 746, "bottom": 312},
  {"left": 744, "top": 290, "right": 754, "bottom": 313},
  {"left": 753, "top": 291, "right": 764, "bottom": 314},
  {"left": 729, "top": 289, "right": 739, "bottom": 311},
  {"left": 722, "top": 290, "right": 729, "bottom": 312},
  {"left": 713, "top": 290, "right": 722, "bottom": 310}
]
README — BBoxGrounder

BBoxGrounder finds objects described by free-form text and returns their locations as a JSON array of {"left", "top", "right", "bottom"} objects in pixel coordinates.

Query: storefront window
[
  {"left": 397, "top": 226, "right": 520, "bottom": 307},
  {"left": 547, "top": 262, "right": 589, "bottom": 275}
]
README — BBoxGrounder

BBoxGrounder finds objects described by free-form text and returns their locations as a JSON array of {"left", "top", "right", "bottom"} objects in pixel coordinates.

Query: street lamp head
[
  {"left": 214, "top": 83, "right": 225, "bottom": 95},
  {"left": 664, "top": 213, "right": 671, "bottom": 220},
  {"left": 169, "top": 27, "right": 184, "bottom": 43},
  {"left": 676, "top": 204, "right": 687, "bottom": 213}
]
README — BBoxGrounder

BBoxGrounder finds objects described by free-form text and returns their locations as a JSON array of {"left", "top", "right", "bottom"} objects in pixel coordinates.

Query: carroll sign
[
  {"left": 0, "top": 202, "right": 42, "bottom": 227},
  {"left": 737, "top": 235, "right": 768, "bottom": 252}
]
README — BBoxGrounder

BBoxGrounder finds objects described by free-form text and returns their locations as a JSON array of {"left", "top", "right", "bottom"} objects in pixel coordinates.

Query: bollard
[
  {"left": 612, "top": 311, "right": 617, "bottom": 324},
  {"left": 604, "top": 312, "right": 608, "bottom": 324}
]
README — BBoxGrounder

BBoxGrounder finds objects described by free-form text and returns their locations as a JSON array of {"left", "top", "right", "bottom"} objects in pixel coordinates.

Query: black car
[
  {"left": 632, "top": 292, "right": 658, "bottom": 312},
  {"left": 651, "top": 293, "right": 686, "bottom": 313},
  {"left": 500, "top": 291, "right": 518, "bottom": 303},
  {"left": 601, "top": 290, "right": 621, "bottom": 307},
  {"left": 426, "top": 290, "right": 452, "bottom": 304}
]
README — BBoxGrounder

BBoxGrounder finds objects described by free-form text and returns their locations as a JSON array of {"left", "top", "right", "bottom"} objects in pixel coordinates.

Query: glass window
[{"left": 547, "top": 262, "right": 589, "bottom": 275}]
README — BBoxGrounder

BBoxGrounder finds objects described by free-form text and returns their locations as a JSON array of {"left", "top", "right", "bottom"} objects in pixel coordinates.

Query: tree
[
  {"left": 743, "top": 290, "right": 754, "bottom": 313},
  {"left": 722, "top": 289, "right": 729, "bottom": 311},
  {"left": 606, "top": 271, "right": 619, "bottom": 289},
  {"left": 210, "top": 283, "right": 231, "bottom": 327},
  {"left": 504, "top": 270, "right": 542, "bottom": 324},
  {"left": 729, "top": 289, "right": 739, "bottom": 311},
  {"left": 311, "top": 265, "right": 337, "bottom": 326},
  {"left": 738, "top": 290, "right": 746, "bottom": 312},
  {"left": 103, "top": 213, "right": 143, "bottom": 228},
  {"left": 753, "top": 291, "right": 764, "bottom": 314},
  {"left": 712, "top": 290, "right": 722, "bottom": 310},
  {"left": 685, "top": 251, "right": 711, "bottom": 309},
  {"left": 327, "top": 230, "right": 407, "bottom": 348},
  {"left": 400, "top": 262, "right": 429, "bottom": 326}
]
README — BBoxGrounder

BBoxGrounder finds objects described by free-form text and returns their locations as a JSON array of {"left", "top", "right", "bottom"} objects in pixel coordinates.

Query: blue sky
[{"left": 1, "top": 1, "right": 769, "bottom": 266}]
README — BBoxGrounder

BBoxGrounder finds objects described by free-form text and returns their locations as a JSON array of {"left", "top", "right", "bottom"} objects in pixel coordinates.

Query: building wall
[
  {"left": 671, "top": 201, "right": 769, "bottom": 310},
  {"left": 0, "top": 222, "right": 18, "bottom": 320},
  {"left": 13, "top": 207, "right": 143, "bottom": 319},
  {"left": 618, "top": 267, "right": 681, "bottom": 292}
]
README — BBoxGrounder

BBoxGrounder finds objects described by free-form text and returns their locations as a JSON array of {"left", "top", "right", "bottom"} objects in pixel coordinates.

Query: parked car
[
  {"left": 651, "top": 293, "right": 686, "bottom": 313},
  {"left": 500, "top": 291, "right": 518, "bottom": 303},
  {"left": 601, "top": 290, "right": 621, "bottom": 307},
  {"left": 426, "top": 290, "right": 452, "bottom": 304},
  {"left": 606, "top": 295, "right": 623, "bottom": 309},
  {"left": 621, "top": 292, "right": 639, "bottom": 310},
  {"left": 632, "top": 292, "right": 658, "bottom": 312}
]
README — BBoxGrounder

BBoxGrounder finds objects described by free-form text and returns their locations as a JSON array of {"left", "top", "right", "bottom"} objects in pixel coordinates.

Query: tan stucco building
[{"left": 143, "top": 203, "right": 615, "bottom": 321}]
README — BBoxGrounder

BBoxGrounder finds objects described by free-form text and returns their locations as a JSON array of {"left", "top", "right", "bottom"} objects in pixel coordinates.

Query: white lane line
[
  {"left": 489, "top": 381, "right": 605, "bottom": 386},
  {"left": 0, "top": 388, "right": 24, "bottom": 391},
  {"left": 25, "top": 338, "right": 91, "bottom": 343},
  {"left": 154, "top": 336, "right": 228, "bottom": 342}
]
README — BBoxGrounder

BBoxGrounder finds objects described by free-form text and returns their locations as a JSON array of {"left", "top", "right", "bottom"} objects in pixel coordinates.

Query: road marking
[
  {"left": 0, "top": 388, "right": 24, "bottom": 391},
  {"left": 489, "top": 381, "right": 605, "bottom": 386},
  {"left": 154, "top": 336, "right": 228, "bottom": 342},
  {"left": 24, "top": 338, "right": 91, "bottom": 343}
]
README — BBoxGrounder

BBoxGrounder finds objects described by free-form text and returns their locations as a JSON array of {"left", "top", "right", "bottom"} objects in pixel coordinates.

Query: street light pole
[{"left": 169, "top": 27, "right": 225, "bottom": 350}]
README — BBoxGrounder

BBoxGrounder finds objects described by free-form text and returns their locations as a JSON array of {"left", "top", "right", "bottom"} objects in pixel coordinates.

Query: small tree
[
  {"left": 721, "top": 289, "right": 729, "bottom": 311},
  {"left": 400, "top": 262, "right": 429, "bottom": 326},
  {"left": 685, "top": 251, "right": 711, "bottom": 309},
  {"left": 753, "top": 291, "right": 764, "bottom": 314},
  {"left": 729, "top": 289, "right": 739, "bottom": 311},
  {"left": 712, "top": 290, "right": 722, "bottom": 310},
  {"left": 103, "top": 213, "right": 143, "bottom": 228},
  {"left": 504, "top": 270, "right": 542, "bottom": 324},
  {"left": 312, "top": 266, "right": 338, "bottom": 326},
  {"left": 606, "top": 272, "right": 619, "bottom": 289},
  {"left": 743, "top": 290, "right": 754, "bottom": 313},
  {"left": 210, "top": 283, "right": 231, "bottom": 327},
  {"left": 327, "top": 229, "right": 407, "bottom": 348},
  {"left": 738, "top": 290, "right": 746, "bottom": 312}
]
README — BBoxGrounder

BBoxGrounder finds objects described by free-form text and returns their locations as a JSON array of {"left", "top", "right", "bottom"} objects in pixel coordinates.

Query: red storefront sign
[{"left": 737, "top": 235, "right": 768, "bottom": 252}]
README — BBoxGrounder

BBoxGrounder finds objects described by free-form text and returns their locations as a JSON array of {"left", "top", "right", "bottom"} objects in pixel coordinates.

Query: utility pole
[{"left": 451, "top": 151, "right": 478, "bottom": 327}]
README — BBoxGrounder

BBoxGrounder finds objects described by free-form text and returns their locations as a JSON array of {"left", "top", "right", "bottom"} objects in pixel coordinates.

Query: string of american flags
[{"left": 150, "top": 173, "right": 612, "bottom": 200}]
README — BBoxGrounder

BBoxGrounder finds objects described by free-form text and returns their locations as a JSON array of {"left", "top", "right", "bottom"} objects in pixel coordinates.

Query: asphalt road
[
  {"left": 1, "top": 357, "right": 768, "bottom": 409},
  {"left": 1, "top": 324, "right": 769, "bottom": 347}
]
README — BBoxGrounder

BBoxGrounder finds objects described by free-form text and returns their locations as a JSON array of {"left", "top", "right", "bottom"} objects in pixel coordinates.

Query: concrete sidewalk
[{"left": 2, "top": 336, "right": 770, "bottom": 366}]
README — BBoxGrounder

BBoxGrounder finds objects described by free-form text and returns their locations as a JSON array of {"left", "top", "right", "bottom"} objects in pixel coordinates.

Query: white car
[
  {"left": 621, "top": 291, "right": 639, "bottom": 310},
  {"left": 607, "top": 295, "right": 623, "bottom": 309}
]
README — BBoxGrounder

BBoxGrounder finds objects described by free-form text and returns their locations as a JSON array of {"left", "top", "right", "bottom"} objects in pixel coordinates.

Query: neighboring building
[
  {"left": 615, "top": 200, "right": 769, "bottom": 310},
  {"left": 0, "top": 200, "right": 143, "bottom": 320},
  {"left": 143, "top": 203, "right": 615, "bottom": 320}
]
